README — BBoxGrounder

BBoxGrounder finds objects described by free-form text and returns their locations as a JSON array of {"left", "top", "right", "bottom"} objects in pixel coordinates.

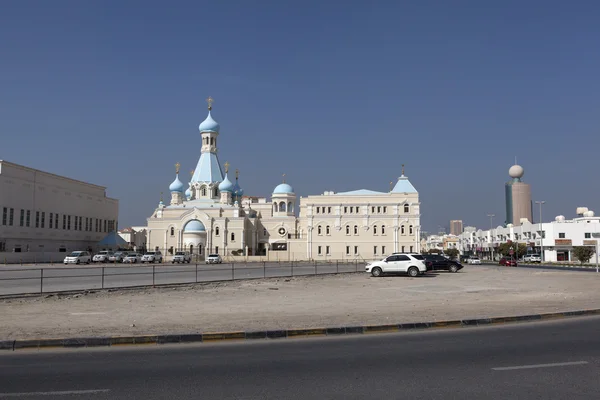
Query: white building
[
  {"left": 458, "top": 207, "right": 600, "bottom": 262},
  {"left": 144, "top": 98, "right": 421, "bottom": 261},
  {"left": 0, "top": 160, "right": 119, "bottom": 262},
  {"left": 118, "top": 226, "right": 147, "bottom": 252}
]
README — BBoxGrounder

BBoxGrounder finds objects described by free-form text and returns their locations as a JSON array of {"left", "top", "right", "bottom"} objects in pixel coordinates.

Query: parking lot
[{"left": 2, "top": 264, "right": 599, "bottom": 340}]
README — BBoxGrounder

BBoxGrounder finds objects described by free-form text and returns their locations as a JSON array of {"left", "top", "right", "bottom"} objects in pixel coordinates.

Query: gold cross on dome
[
  {"left": 224, "top": 161, "right": 230, "bottom": 173},
  {"left": 402, "top": 164, "right": 405, "bottom": 175},
  {"left": 175, "top": 162, "right": 180, "bottom": 174},
  {"left": 190, "top": 169, "right": 195, "bottom": 177},
  {"left": 235, "top": 168, "right": 239, "bottom": 179},
  {"left": 282, "top": 173, "right": 286, "bottom": 183},
  {"left": 206, "top": 96, "right": 214, "bottom": 110}
]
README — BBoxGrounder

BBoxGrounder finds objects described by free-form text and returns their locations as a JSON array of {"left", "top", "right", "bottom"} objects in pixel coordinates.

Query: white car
[
  {"left": 365, "top": 253, "right": 427, "bottom": 277},
  {"left": 467, "top": 257, "right": 481, "bottom": 265},
  {"left": 141, "top": 251, "right": 163, "bottom": 263},
  {"left": 123, "top": 253, "right": 141, "bottom": 263},
  {"left": 523, "top": 254, "right": 541, "bottom": 263},
  {"left": 172, "top": 251, "right": 191, "bottom": 263},
  {"left": 108, "top": 251, "right": 129, "bottom": 263},
  {"left": 205, "top": 254, "right": 222, "bottom": 264},
  {"left": 64, "top": 251, "right": 92, "bottom": 265},
  {"left": 93, "top": 251, "right": 113, "bottom": 263}
]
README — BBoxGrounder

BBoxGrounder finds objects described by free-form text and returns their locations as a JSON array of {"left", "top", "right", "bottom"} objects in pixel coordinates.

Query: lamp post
[
  {"left": 535, "top": 201, "right": 545, "bottom": 263},
  {"left": 487, "top": 214, "right": 495, "bottom": 261},
  {"left": 592, "top": 233, "right": 600, "bottom": 273}
]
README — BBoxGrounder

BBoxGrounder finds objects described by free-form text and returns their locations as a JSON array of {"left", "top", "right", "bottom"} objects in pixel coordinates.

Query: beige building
[
  {"left": 0, "top": 160, "right": 119, "bottom": 262},
  {"left": 449, "top": 220, "right": 463, "bottom": 235},
  {"left": 145, "top": 100, "right": 420, "bottom": 261},
  {"left": 505, "top": 164, "right": 532, "bottom": 226}
]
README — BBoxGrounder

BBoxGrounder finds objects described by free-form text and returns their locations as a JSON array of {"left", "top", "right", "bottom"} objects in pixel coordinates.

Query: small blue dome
[
  {"left": 198, "top": 111, "right": 220, "bottom": 133},
  {"left": 273, "top": 183, "right": 294, "bottom": 194},
  {"left": 185, "top": 187, "right": 191, "bottom": 199},
  {"left": 169, "top": 175, "right": 185, "bottom": 193},
  {"left": 218, "top": 173, "right": 234, "bottom": 193},
  {"left": 183, "top": 220, "right": 206, "bottom": 233},
  {"left": 233, "top": 181, "right": 244, "bottom": 198}
]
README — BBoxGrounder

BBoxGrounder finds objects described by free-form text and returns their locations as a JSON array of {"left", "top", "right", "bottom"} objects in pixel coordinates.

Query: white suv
[
  {"left": 172, "top": 251, "right": 191, "bottom": 263},
  {"left": 205, "top": 254, "right": 222, "bottom": 264},
  {"left": 141, "top": 251, "right": 163, "bottom": 263},
  {"left": 64, "top": 251, "right": 92, "bottom": 265},
  {"left": 93, "top": 251, "right": 113, "bottom": 263},
  {"left": 366, "top": 253, "right": 427, "bottom": 277}
]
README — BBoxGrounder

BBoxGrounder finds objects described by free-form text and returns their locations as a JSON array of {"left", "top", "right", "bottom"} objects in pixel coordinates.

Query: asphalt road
[
  {"left": 0, "top": 261, "right": 362, "bottom": 295},
  {"left": 1, "top": 316, "right": 599, "bottom": 399}
]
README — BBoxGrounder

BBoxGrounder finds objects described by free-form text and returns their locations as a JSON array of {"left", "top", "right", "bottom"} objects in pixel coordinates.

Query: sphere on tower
[{"left": 508, "top": 164, "right": 524, "bottom": 179}]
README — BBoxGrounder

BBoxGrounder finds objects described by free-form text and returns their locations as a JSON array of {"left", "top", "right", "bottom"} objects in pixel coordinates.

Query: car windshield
[
  {"left": 69, "top": 252, "right": 82, "bottom": 256},
  {"left": 175, "top": 252, "right": 185, "bottom": 255},
  {"left": 145, "top": 252, "right": 156, "bottom": 255},
  {"left": 411, "top": 255, "right": 425, "bottom": 260},
  {"left": 208, "top": 254, "right": 219, "bottom": 257}
]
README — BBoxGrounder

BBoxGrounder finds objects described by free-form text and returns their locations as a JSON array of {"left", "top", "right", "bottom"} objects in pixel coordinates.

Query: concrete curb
[{"left": 2, "top": 308, "right": 600, "bottom": 351}]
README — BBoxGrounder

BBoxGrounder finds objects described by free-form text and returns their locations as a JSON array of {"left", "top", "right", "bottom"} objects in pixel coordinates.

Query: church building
[{"left": 145, "top": 98, "right": 420, "bottom": 261}]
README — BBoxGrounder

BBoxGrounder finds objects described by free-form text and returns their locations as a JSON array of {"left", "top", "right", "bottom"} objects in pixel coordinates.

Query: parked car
[
  {"left": 467, "top": 257, "right": 481, "bottom": 265},
  {"left": 64, "top": 251, "right": 92, "bottom": 265},
  {"left": 92, "top": 251, "right": 114, "bottom": 263},
  {"left": 108, "top": 251, "right": 129, "bottom": 263},
  {"left": 123, "top": 253, "right": 142, "bottom": 263},
  {"left": 422, "top": 254, "right": 463, "bottom": 272},
  {"left": 172, "top": 251, "right": 191, "bottom": 263},
  {"left": 365, "top": 253, "right": 427, "bottom": 277},
  {"left": 522, "top": 254, "right": 541, "bottom": 263},
  {"left": 205, "top": 254, "right": 223, "bottom": 264},
  {"left": 499, "top": 257, "right": 517, "bottom": 267},
  {"left": 141, "top": 251, "right": 163, "bottom": 263}
]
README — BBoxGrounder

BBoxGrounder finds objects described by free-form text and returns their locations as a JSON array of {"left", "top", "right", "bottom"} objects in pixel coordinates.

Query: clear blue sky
[{"left": 1, "top": 0, "right": 599, "bottom": 233}]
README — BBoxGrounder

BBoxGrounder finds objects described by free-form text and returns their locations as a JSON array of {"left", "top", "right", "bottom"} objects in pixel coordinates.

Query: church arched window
[
  {"left": 170, "top": 227, "right": 174, "bottom": 236},
  {"left": 210, "top": 137, "right": 214, "bottom": 145},
  {"left": 318, "top": 225, "right": 322, "bottom": 235},
  {"left": 409, "top": 225, "right": 413, "bottom": 234},
  {"left": 354, "top": 225, "right": 358, "bottom": 235},
  {"left": 288, "top": 201, "right": 292, "bottom": 213},
  {"left": 215, "top": 226, "right": 220, "bottom": 236},
  {"left": 401, "top": 225, "right": 405, "bottom": 235},
  {"left": 231, "top": 232, "right": 235, "bottom": 241},
  {"left": 346, "top": 225, "right": 350, "bottom": 235},
  {"left": 280, "top": 201, "right": 286, "bottom": 212},
  {"left": 373, "top": 225, "right": 377, "bottom": 235},
  {"left": 201, "top": 186, "right": 207, "bottom": 197},
  {"left": 274, "top": 203, "right": 278, "bottom": 212},
  {"left": 381, "top": 225, "right": 385, "bottom": 235},
  {"left": 404, "top": 204, "right": 410, "bottom": 213}
]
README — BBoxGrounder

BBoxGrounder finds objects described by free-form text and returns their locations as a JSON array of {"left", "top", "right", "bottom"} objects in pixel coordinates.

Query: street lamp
[
  {"left": 487, "top": 214, "right": 495, "bottom": 261},
  {"left": 535, "top": 201, "right": 545, "bottom": 263}
]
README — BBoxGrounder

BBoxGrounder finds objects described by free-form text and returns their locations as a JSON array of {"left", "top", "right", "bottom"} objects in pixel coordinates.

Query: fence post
[
  {"left": 40, "top": 269, "right": 44, "bottom": 294},
  {"left": 152, "top": 265, "right": 155, "bottom": 286},
  {"left": 263, "top": 261, "right": 266, "bottom": 278},
  {"left": 314, "top": 261, "right": 317, "bottom": 275},
  {"left": 291, "top": 260, "right": 294, "bottom": 277},
  {"left": 231, "top": 263, "right": 234, "bottom": 281},
  {"left": 336, "top": 260, "right": 339, "bottom": 274},
  {"left": 355, "top": 260, "right": 358, "bottom": 272},
  {"left": 195, "top": 263, "right": 198, "bottom": 283},
  {"left": 101, "top": 267, "right": 105, "bottom": 289}
]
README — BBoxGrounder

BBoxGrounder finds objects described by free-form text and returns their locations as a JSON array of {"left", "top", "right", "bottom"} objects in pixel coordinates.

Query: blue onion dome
[
  {"left": 273, "top": 183, "right": 294, "bottom": 194},
  {"left": 218, "top": 173, "right": 234, "bottom": 193},
  {"left": 198, "top": 111, "right": 220, "bottom": 133},
  {"left": 233, "top": 180, "right": 244, "bottom": 197},
  {"left": 185, "top": 186, "right": 191, "bottom": 199},
  {"left": 169, "top": 174, "right": 185, "bottom": 193},
  {"left": 183, "top": 220, "right": 206, "bottom": 233}
]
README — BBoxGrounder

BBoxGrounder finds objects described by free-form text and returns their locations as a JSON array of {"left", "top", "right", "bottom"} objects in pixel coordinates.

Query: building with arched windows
[{"left": 145, "top": 99, "right": 420, "bottom": 261}]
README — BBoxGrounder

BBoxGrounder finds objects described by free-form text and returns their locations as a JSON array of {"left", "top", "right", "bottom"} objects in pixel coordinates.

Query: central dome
[
  {"left": 183, "top": 220, "right": 206, "bottom": 233},
  {"left": 198, "top": 111, "right": 220, "bottom": 133},
  {"left": 273, "top": 183, "right": 294, "bottom": 194}
]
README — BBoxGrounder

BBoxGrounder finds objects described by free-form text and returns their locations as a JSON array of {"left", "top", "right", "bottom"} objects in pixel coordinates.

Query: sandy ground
[{"left": 1, "top": 265, "right": 599, "bottom": 340}]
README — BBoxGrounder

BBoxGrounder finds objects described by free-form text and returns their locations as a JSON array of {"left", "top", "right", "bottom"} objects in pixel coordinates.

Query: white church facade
[{"left": 145, "top": 98, "right": 420, "bottom": 262}]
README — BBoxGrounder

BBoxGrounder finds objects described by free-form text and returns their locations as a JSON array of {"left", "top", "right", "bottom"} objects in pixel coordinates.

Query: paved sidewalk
[{"left": 2, "top": 265, "right": 599, "bottom": 340}]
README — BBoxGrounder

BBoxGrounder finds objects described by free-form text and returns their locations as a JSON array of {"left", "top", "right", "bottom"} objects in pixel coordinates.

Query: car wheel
[
  {"left": 408, "top": 267, "right": 419, "bottom": 277},
  {"left": 449, "top": 265, "right": 458, "bottom": 273},
  {"left": 76, "top": 260, "right": 80, "bottom": 265},
  {"left": 371, "top": 267, "right": 383, "bottom": 277}
]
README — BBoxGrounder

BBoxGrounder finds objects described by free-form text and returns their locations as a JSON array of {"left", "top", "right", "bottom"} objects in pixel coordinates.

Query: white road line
[
  {"left": 492, "top": 361, "right": 589, "bottom": 371},
  {"left": 0, "top": 389, "right": 110, "bottom": 397},
  {"left": 68, "top": 312, "right": 107, "bottom": 315}
]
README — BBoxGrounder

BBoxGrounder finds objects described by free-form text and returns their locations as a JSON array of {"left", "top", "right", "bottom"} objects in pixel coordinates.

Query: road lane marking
[
  {"left": 68, "top": 312, "right": 107, "bottom": 315},
  {"left": 0, "top": 389, "right": 110, "bottom": 397},
  {"left": 492, "top": 361, "right": 588, "bottom": 371}
]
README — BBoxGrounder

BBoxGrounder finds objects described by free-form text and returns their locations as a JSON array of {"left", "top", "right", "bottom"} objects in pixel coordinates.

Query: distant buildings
[
  {"left": 450, "top": 220, "right": 463, "bottom": 236},
  {"left": 505, "top": 164, "right": 532, "bottom": 226}
]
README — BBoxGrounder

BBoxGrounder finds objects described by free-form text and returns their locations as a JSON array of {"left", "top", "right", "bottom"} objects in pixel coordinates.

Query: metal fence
[{"left": 0, "top": 260, "right": 363, "bottom": 296}]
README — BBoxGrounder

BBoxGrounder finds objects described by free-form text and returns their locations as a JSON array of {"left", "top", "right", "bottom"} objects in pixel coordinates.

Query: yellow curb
[
  {"left": 202, "top": 332, "right": 246, "bottom": 341},
  {"left": 287, "top": 328, "right": 327, "bottom": 337}
]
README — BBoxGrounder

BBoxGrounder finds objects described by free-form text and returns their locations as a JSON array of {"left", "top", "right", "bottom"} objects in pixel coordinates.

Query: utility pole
[
  {"left": 535, "top": 201, "right": 545, "bottom": 263},
  {"left": 487, "top": 214, "right": 495, "bottom": 261}
]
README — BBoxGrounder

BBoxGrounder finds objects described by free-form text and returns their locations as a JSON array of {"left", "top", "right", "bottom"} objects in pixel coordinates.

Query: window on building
[
  {"left": 346, "top": 246, "right": 350, "bottom": 255},
  {"left": 344, "top": 207, "right": 347, "bottom": 214},
  {"left": 1, "top": 208, "right": 6, "bottom": 226},
  {"left": 381, "top": 225, "right": 385, "bottom": 235},
  {"left": 263, "top": 228, "right": 267, "bottom": 236},
  {"left": 382, "top": 245, "right": 386, "bottom": 254},
  {"left": 231, "top": 232, "right": 235, "bottom": 241},
  {"left": 373, "top": 246, "right": 378, "bottom": 255},
  {"left": 68, "top": 215, "right": 71, "bottom": 230},
  {"left": 326, "top": 246, "right": 330, "bottom": 255},
  {"left": 318, "top": 246, "right": 322, "bottom": 255},
  {"left": 402, "top": 245, "right": 405, "bottom": 252},
  {"left": 585, "top": 233, "right": 592, "bottom": 239},
  {"left": 401, "top": 225, "right": 405, "bottom": 234},
  {"left": 373, "top": 225, "right": 377, "bottom": 235},
  {"left": 349, "top": 207, "right": 353, "bottom": 214},
  {"left": 410, "top": 246, "right": 413, "bottom": 252},
  {"left": 409, "top": 225, "right": 413, "bottom": 235},
  {"left": 354, "top": 225, "right": 358, "bottom": 235},
  {"left": 20, "top": 210, "right": 24, "bottom": 227},
  {"left": 383, "top": 206, "right": 387, "bottom": 213},
  {"left": 346, "top": 225, "right": 350, "bottom": 235},
  {"left": 210, "top": 137, "right": 214, "bottom": 145},
  {"left": 404, "top": 204, "right": 409, "bottom": 213},
  {"left": 328, "top": 207, "right": 331, "bottom": 214},
  {"left": 354, "top": 246, "right": 358, "bottom": 255},
  {"left": 377, "top": 206, "right": 381, "bottom": 213},
  {"left": 318, "top": 225, "right": 322, "bottom": 235},
  {"left": 49, "top": 213, "right": 53, "bottom": 229},
  {"left": 9, "top": 208, "right": 14, "bottom": 226},
  {"left": 215, "top": 227, "right": 220, "bottom": 236},
  {"left": 170, "top": 227, "right": 175, "bottom": 236},
  {"left": 104, "top": 220, "right": 107, "bottom": 232},
  {"left": 85, "top": 218, "right": 88, "bottom": 232},
  {"left": 559, "top": 233, "right": 565, "bottom": 239},
  {"left": 201, "top": 186, "right": 207, "bottom": 197},
  {"left": 26, "top": 210, "right": 31, "bottom": 227},
  {"left": 355, "top": 206, "right": 359, "bottom": 213},
  {"left": 63, "top": 215, "right": 66, "bottom": 230},
  {"left": 215, "top": 246, "right": 219, "bottom": 254},
  {"left": 316, "top": 207, "right": 320, "bottom": 214},
  {"left": 35, "top": 211, "right": 40, "bottom": 228},
  {"left": 41, "top": 212, "right": 45, "bottom": 228},
  {"left": 326, "top": 225, "right": 330, "bottom": 235},
  {"left": 371, "top": 206, "right": 375, "bottom": 213}
]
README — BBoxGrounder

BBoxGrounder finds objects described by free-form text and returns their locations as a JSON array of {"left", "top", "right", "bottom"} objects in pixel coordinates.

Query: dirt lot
[{"left": 1, "top": 265, "right": 599, "bottom": 340}]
